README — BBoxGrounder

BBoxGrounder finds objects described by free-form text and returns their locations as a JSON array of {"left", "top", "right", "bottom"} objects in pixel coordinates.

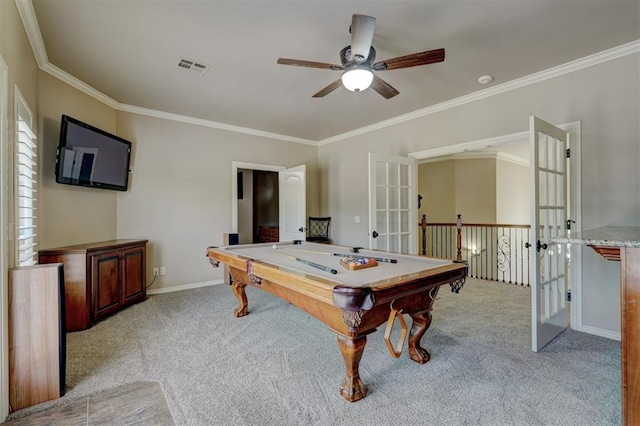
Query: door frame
[
  {"left": 408, "top": 121, "right": 583, "bottom": 333},
  {"left": 0, "top": 54, "right": 9, "bottom": 421}
]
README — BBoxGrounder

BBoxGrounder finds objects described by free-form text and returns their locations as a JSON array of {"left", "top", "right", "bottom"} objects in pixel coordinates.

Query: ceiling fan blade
[
  {"left": 277, "top": 58, "right": 343, "bottom": 70},
  {"left": 370, "top": 75, "right": 399, "bottom": 99},
  {"left": 312, "top": 80, "right": 343, "bottom": 98},
  {"left": 373, "top": 48, "right": 445, "bottom": 71},
  {"left": 350, "top": 14, "right": 376, "bottom": 62}
]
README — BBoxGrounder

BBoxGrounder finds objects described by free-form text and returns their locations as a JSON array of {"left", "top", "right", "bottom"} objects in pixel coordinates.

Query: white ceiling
[{"left": 28, "top": 0, "right": 640, "bottom": 143}]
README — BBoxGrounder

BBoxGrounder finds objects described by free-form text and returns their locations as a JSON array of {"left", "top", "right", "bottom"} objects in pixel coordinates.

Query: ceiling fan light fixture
[{"left": 341, "top": 69, "right": 374, "bottom": 92}]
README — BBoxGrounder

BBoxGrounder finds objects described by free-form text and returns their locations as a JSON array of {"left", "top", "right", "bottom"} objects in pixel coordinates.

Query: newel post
[{"left": 456, "top": 214, "right": 463, "bottom": 262}]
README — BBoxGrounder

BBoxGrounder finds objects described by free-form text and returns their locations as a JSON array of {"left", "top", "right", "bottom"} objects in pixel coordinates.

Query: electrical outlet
[
  {"left": 160, "top": 266, "right": 166, "bottom": 275},
  {"left": 153, "top": 267, "right": 159, "bottom": 276}
]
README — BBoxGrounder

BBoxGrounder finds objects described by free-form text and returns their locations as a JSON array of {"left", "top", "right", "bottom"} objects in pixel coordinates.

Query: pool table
[{"left": 206, "top": 241, "right": 467, "bottom": 402}]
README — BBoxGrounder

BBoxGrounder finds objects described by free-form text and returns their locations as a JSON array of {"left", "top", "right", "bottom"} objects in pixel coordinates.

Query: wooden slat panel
[{"left": 9, "top": 264, "right": 64, "bottom": 411}]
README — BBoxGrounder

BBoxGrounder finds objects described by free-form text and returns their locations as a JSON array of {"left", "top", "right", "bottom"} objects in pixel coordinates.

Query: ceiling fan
[{"left": 277, "top": 14, "right": 445, "bottom": 99}]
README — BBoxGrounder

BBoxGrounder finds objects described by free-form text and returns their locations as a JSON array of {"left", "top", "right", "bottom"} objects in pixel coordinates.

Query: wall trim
[
  {"left": 146, "top": 279, "right": 223, "bottom": 295},
  {"left": 578, "top": 325, "right": 620, "bottom": 342},
  {"left": 15, "top": 0, "right": 640, "bottom": 145}
]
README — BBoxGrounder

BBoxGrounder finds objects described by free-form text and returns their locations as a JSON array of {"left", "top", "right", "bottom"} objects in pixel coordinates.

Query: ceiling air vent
[{"left": 177, "top": 58, "right": 210, "bottom": 77}]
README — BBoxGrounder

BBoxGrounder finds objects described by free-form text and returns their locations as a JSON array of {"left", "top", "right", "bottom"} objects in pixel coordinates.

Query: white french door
[
  {"left": 368, "top": 153, "right": 418, "bottom": 254},
  {"left": 530, "top": 116, "right": 569, "bottom": 352},
  {"left": 279, "top": 164, "right": 306, "bottom": 242}
]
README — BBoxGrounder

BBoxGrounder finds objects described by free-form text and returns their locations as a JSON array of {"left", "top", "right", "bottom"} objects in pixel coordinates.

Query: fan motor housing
[{"left": 340, "top": 46, "right": 376, "bottom": 68}]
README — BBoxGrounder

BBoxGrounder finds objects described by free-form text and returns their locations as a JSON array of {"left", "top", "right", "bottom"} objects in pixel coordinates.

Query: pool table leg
[
  {"left": 337, "top": 335, "right": 367, "bottom": 402},
  {"left": 407, "top": 309, "right": 433, "bottom": 364},
  {"left": 231, "top": 281, "right": 249, "bottom": 317}
]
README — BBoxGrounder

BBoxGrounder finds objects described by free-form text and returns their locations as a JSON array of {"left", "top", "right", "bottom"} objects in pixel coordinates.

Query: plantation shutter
[{"left": 16, "top": 116, "right": 38, "bottom": 266}]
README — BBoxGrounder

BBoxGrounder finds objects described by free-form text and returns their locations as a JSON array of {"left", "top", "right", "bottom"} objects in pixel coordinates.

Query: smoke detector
[{"left": 478, "top": 74, "right": 494, "bottom": 85}]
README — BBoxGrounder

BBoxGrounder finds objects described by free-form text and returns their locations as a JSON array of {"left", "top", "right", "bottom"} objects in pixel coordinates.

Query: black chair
[{"left": 306, "top": 217, "right": 331, "bottom": 244}]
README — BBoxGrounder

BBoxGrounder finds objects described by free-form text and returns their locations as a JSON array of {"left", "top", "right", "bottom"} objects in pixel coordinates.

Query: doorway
[
  {"left": 237, "top": 169, "right": 279, "bottom": 244},
  {"left": 232, "top": 162, "right": 284, "bottom": 244},
  {"left": 231, "top": 161, "right": 307, "bottom": 244},
  {"left": 408, "top": 121, "right": 583, "bottom": 334}
]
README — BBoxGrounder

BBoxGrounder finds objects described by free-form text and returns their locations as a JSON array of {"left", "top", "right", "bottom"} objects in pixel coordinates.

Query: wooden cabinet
[
  {"left": 39, "top": 239, "right": 148, "bottom": 332},
  {"left": 9, "top": 264, "right": 65, "bottom": 411}
]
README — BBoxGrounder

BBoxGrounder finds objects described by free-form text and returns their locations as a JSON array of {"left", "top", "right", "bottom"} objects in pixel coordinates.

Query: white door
[
  {"left": 368, "top": 153, "right": 418, "bottom": 254},
  {"left": 279, "top": 165, "right": 306, "bottom": 242},
  {"left": 530, "top": 116, "right": 569, "bottom": 352}
]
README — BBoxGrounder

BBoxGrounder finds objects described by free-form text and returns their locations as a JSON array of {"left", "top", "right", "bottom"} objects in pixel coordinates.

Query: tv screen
[{"left": 55, "top": 115, "right": 132, "bottom": 191}]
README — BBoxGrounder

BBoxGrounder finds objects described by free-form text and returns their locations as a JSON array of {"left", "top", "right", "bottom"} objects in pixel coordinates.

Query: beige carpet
[{"left": 4, "top": 278, "right": 621, "bottom": 425}]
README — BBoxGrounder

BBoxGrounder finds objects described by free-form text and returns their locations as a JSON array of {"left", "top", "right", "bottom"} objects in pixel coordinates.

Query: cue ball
[{"left": 272, "top": 245, "right": 277, "bottom": 249}]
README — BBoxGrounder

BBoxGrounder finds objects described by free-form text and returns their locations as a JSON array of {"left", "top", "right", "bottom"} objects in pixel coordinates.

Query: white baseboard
[
  {"left": 578, "top": 325, "right": 621, "bottom": 342},
  {"left": 147, "top": 279, "right": 225, "bottom": 295}
]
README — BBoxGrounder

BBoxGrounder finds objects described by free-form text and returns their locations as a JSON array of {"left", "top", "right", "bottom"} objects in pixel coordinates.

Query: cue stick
[
  {"left": 330, "top": 253, "right": 398, "bottom": 264},
  {"left": 274, "top": 251, "right": 338, "bottom": 275},
  {"left": 282, "top": 247, "right": 398, "bottom": 264}
]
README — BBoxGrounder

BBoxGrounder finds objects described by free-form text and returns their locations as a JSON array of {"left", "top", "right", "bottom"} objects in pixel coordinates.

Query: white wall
[
  {"left": 38, "top": 72, "right": 119, "bottom": 249},
  {"left": 454, "top": 158, "right": 496, "bottom": 223},
  {"left": 114, "top": 112, "right": 319, "bottom": 291},
  {"left": 496, "top": 159, "right": 529, "bottom": 224},
  {"left": 318, "top": 54, "right": 640, "bottom": 337},
  {"left": 418, "top": 160, "right": 455, "bottom": 222}
]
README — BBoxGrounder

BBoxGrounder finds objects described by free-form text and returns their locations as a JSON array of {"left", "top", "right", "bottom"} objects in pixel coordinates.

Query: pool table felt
[{"left": 218, "top": 241, "right": 456, "bottom": 289}]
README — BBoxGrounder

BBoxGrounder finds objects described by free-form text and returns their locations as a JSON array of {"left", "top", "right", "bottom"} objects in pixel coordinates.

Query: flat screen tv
[{"left": 55, "top": 115, "right": 132, "bottom": 191}]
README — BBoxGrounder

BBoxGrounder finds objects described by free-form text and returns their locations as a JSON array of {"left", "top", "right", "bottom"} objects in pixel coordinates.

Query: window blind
[{"left": 16, "top": 118, "right": 38, "bottom": 266}]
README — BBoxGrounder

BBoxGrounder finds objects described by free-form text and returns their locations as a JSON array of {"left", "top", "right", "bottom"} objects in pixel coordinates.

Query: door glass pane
[
  {"left": 400, "top": 187, "right": 409, "bottom": 209},
  {"left": 556, "top": 142, "right": 565, "bottom": 173},
  {"left": 401, "top": 234, "right": 410, "bottom": 254},
  {"left": 389, "top": 163, "right": 399, "bottom": 186},
  {"left": 539, "top": 170, "right": 547, "bottom": 206},
  {"left": 390, "top": 235, "right": 400, "bottom": 253},
  {"left": 376, "top": 185, "right": 387, "bottom": 209},
  {"left": 376, "top": 211, "right": 388, "bottom": 235},
  {"left": 400, "top": 211, "right": 409, "bottom": 232},
  {"left": 389, "top": 211, "right": 399, "bottom": 234},
  {"left": 399, "top": 164, "right": 409, "bottom": 186},
  {"left": 556, "top": 174, "right": 564, "bottom": 207},
  {"left": 389, "top": 186, "right": 399, "bottom": 209},
  {"left": 538, "top": 134, "right": 547, "bottom": 168}
]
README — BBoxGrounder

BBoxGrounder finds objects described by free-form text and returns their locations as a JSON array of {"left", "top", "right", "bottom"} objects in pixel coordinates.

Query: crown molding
[
  {"left": 14, "top": 0, "right": 48, "bottom": 67},
  {"left": 42, "top": 63, "right": 120, "bottom": 109},
  {"left": 318, "top": 39, "right": 640, "bottom": 146},
  {"left": 117, "top": 103, "right": 317, "bottom": 145},
  {"left": 16, "top": 0, "right": 639, "bottom": 146},
  {"left": 411, "top": 130, "right": 529, "bottom": 160},
  {"left": 418, "top": 151, "right": 530, "bottom": 167}
]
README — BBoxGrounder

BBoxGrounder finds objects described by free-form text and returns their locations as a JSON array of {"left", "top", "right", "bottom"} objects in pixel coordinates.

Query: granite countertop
[{"left": 552, "top": 226, "right": 640, "bottom": 247}]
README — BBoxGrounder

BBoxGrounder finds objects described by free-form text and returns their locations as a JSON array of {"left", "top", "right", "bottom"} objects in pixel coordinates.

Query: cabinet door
[
  {"left": 91, "top": 252, "right": 121, "bottom": 319},
  {"left": 121, "top": 246, "right": 146, "bottom": 304}
]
